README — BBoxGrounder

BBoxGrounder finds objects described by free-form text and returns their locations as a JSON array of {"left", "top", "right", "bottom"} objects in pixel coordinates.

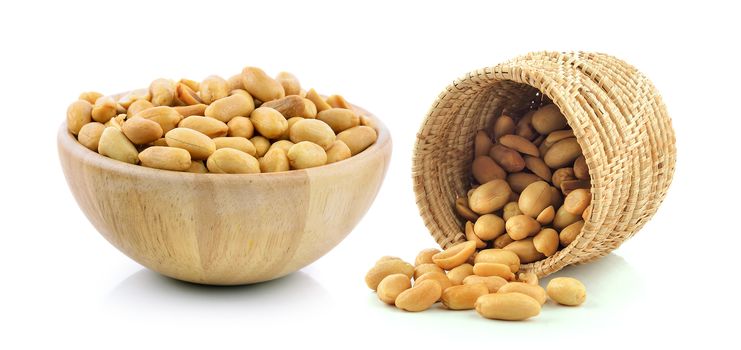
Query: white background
[{"left": 1, "top": 0, "right": 738, "bottom": 348}]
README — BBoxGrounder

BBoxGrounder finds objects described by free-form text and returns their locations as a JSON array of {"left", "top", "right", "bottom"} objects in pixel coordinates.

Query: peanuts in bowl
[{"left": 66, "top": 66, "right": 378, "bottom": 173}]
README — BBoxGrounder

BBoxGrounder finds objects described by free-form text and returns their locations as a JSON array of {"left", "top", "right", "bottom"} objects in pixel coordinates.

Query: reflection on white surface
[{"left": 106, "top": 269, "right": 333, "bottom": 319}]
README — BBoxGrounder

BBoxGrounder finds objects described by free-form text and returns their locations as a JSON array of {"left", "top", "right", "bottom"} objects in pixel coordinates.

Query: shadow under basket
[{"left": 412, "top": 51, "right": 676, "bottom": 277}]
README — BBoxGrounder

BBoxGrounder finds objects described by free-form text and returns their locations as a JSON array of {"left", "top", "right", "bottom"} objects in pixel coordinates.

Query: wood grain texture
[{"left": 58, "top": 109, "right": 391, "bottom": 285}]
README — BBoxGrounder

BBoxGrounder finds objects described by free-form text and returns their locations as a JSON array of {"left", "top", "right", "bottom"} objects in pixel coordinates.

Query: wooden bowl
[{"left": 58, "top": 110, "right": 391, "bottom": 285}]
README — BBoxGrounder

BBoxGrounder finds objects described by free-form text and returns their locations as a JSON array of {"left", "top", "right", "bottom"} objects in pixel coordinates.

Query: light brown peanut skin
[
  {"left": 287, "top": 141, "right": 327, "bottom": 169},
  {"left": 365, "top": 259, "right": 414, "bottom": 291},
  {"left": 122, "top": 117, "right": 163, "bottom": 145},
  {"left": 442, "top": 283, "right": 489, "bottom": 310},
  {"left": 474, "top": 249, "right": 520, "bottom": 273},
  {"left": 77, "top": 122, "right": 105, "bottom": 151},
  {"left": 475, "top": 292, "right": 541, "bottom": 321},
  {"left": 447, "top": 263, "right": 474, "bottom": 285},
  {"left": 463, "top": 275, "right": 508, "bottom": 293},
  {"left": 241, "top": 67, "right": 285, "bottom": 102},
  {"left": 165, "top": 128, "right": 216, "bottom": 160},
  {"left": 395, "top": 280, "right": 442, "bottom": 312},
  {"left": 206, "top": 148, "right": 260, "bottom": 174},
  {"left": 415, "top": 248, "right": 440, "bottom": 266},
  {"left": 325, "top": 140, "right": 352, "bottom": 164},
  {"left": 546, "top": 277, "right": 586, "bottom": 306},
  {"left": 98, "top": 127, "right": 138, "bottom": 164},
  {"left": 414, "top": 271, "right": 452, "bottom": 294},
  {"left": 290, "top": 119, "right": 336, "bottom": 150},
  {"left": 336, "top": 126, "right": 377, "bottom": 155},
  {"left": 259, "top": 148, "right": 290, "bottom": 173},
  {"left": 498, "top": 282, "right": 547, "bottom": 305},
  {"left": 432, "top": 241, "right": 476, "bottom": 270},
  {"left": 138, "top": 146, "right": 191, "bottom": 171},
  {"left": 377, "top": 274, "right": 411, "bottom": 305},
  {"left": 67, "top": 100, "right": 93, "bottom": 135}
]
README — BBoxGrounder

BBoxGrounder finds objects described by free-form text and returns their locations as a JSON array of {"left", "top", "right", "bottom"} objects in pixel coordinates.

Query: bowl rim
[{"left": 59, "top": 103, "right": 391, "bottom": 180}]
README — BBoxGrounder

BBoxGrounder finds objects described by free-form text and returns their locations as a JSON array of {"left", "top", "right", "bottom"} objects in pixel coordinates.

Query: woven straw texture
[{"left": 412, "top": 51, "right": 676, "bottom": 277}]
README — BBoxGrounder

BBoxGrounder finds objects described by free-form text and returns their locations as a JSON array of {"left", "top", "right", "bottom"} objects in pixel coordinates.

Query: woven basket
[{"left": 412, "top": 51, "right": 676, "bottom": 277}]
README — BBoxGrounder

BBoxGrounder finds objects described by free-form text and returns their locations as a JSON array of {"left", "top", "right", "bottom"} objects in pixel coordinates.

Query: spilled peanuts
[{"left": 66, "top": 66, "right": 379, "bottom": 173}]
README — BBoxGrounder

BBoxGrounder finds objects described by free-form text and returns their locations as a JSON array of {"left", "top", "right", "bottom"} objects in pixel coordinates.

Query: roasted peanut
[
  {"left": 275, "top": 72, "right": 301, "bottom": 96},
  {"left": 365, "top": 259, "right": 414, "bottom": 291},
  {"left": 206, "top": 148, "right": 259, "bottom": 174},
  {"left": 524, "top": 156, "right": 552, "bottom": 181},
  {"left": 176, "top": 83, "right": 203, "bottom": 105},
  {"left": 138, "top": 146, "right": 191, "bottom": 171},
  {"left": 325, "top": 140, "right": 352, "bottom": 164},
  {"left": 489, "top": 144, "right": 525, "bottom": 172},
  {"left": 250, "top": 136, "right": 270, "bottom": 157},
  {"left": 199, "top": 75, "right": 229, "bottom": 104},
  {"left": 78, "top": 91, "right": 102, "bottom": 104},
  {"left": 179, "top": 116, "right": 228, "bottom": 138},
  {"left": 122, "top": 117, "right": 163, "bottom": 145},
  {"left": 173, "top": 104, "right": 207, "bottom": 118},
  {"left": 493, "top": 115, "right": 515, "bottom": 141},
  {"left": 165, "top": 128, "right": 216, "bottom": 160},
  {"left": 499, "top": 134, "right": 539, "bottom": 157},
  {"left": 317, "top": 108, "right": 360, "bottom": 134},
  {"left": 544, "top": 137, "right": 582, "bottom": 168},
  {"left": 286, "top": 141, "right": 327, "bottom": 169},
  {"left": 463, "top": 275, "right": 507, "bottom": 293},
  {"left": 336, "top": 126, "right": 377, "bottom": 155},
  {"left": 250, "top": 107, "right": 288, "bottom": 139},
  {"left": 502, "top": 201, "right": 523, "bottom": 221},
  {"left": 536, "top": 206, "right": 555, "bottom": 225},
  {"left": 241, "top": 67, "right": 285, "bottom": 102},
  {"left": 456, "top": 197, "right": 480, "bottom": 222},
  {"left": 573, "top": 155, "right": 589, "bottom": 180},
  {"left": 98, "top": 127, "right": 139, "bottom": 164},
  {"left": 395, "top": 280, "right": 441, "bottom": 312},
  {"left": 149, "top": 78, "right": 176, "bottom": 106},
  {"left": 259, "top": 148, "right": 290, "bottom": 173},
  {"left": 472, "top": 156, "right": 507, "bottom": 184},
  {"left": 91, "top": 96, "right": 117, "bottom": 123},
  {"left": 473, "top": 249, "right": 520, "bottom": 273},
  {"left": 563, "top": 188, "right": 591, "bottom": 215},
  {"left": 432, "top": 241, "right": 476, "bottom": 270},
  {"left": 214, "top": 137, "right": 257, "bottom": 156},
  {"left": 559, "top": 220, "right": 584, "bottom": 247},
  {"left": 473, "top": 263, "right": 515, "bottom": 280},
  {"left": 132, "top": 106, "right": 181, "bottom": 133},
  {"left": 498, "top": 282, "right": 547, "bottom": 305},
  {"left": 494, "top": 233, "right": 515, "bottom": 249},
  {"left": 77, "top": 122, "right": 106, "bottom": 151},
  {"left": 533, "top": 228, "right": 559, "bottom": 257},
  {"left": 305, "top": 88, "right": 332, "bottom": 112},
  {"left": 128, "top": 99, "right": 154, "bottom": 117},
  {"left": 326, "top": 94, "right": 351, "bottom": 109},
  {"left": 269, "top": 140, "right": 295, "bottom": 154},
  {"left": 447, "top": 263, "right": 474, "bottom": 285},
  {"left": 507, "top": 172, "right": 541, "bottom": 193},
  {"left": 553, "top": 205, "right": 582, "bottom": 230},
  {"left": 67, "top": 100, "right": 93, "bottom": 135},
  {"left": 518, "top": 181, "right": 552, "bottom": 218},
  {"left": 186, "top": 160, "right": 208, "bottom": 173},
  {"left": 551, "top": 167, "right": 576, "bottom": 189},
  {"left": 473, "top": 214, "right": 505, "bottom": 240},
  {"left": 517, "top": 272, "right": 538, "bottom": 286},
  {"left": 205, "top": 93, "right": 255, "bottom": 123},
  {"left": 466, "top": 221, "right": 486, "bottom": 248},
  {"left": 475, "top": 292, "right": 541, "bottom": 321},
  {"left": 531, "top": 104, "right": 568, "bottom": 134},
  {"left": 414, "top": 263, "right": 444, "bottom": 280},
  {"left": 442, "top": 283, "right": 489, "bottom": 310},
  {"left": 546, "top": 277, "right": 586, "bottom": 306},
  {"left": 415, "top": 248, "right": 440, "bottom": 266},
  {"left": 289, "top": 119, "right": 336, "bottom": 150},
  {"left": 468, "top": 179, "right": 512, "bottom": 214},
  {"left": 262, "top": 95, "right": 317, "bottom": 119},
  {"left": 227, "top": 116, "right": 254, "bottom": 138},
  {"left": 503, "top": 238, "right": 544, "bottom": 263},
  {"left": 506, "top": 215, "right": 541, "bottom": 240},
  {"left": 474, "top": 131, "right": 493, "bottom": 157},
  {"left": 414, "top": 271, "right": 452, "bottom": 293},
  {"left": 377, "top": 274, "right": 412, "bottom": 305}
]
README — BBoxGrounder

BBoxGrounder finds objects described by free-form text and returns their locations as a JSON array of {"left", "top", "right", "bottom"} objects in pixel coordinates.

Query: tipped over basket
[{"left": 412, "top": 51, "right": 676, "bottom": 277}]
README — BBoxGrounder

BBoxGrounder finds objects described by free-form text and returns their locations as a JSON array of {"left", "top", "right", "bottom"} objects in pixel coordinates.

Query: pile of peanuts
[
  {"left": 455, "top": 103, "right": 592, "bottom": 263},
  {"left": 366, "top": 245, "right": 586, "bottom": 320},
  {"left": 66, "top": 67, "right": 378, "bottom": 173}
]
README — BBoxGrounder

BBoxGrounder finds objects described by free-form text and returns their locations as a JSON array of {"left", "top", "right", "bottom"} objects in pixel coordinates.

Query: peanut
[
  {"left": 518, "top": 181, "right": 552, "bottom": 218},
  {"left": 325, "top": 140, "right": 352, "bottom": 164},
  {"left": 67, "top": 100, "right": 93, "bottom": 135},
  {"left": 492, "top": 115, "right": 515, "bottom": 141},
  {"left": 498, "top": 282, "right": 547, "bottom": 305},
  {"left": 415, "top": 248, "right": 440, "bottom": 266},
  {"left": 503, "top": 238, "right": 544, "bottom": 263},
  {"left": 473, "top": 214, "right": 505, "bottom": 241},
  {"left": 206, "top": 148, "right": 259, "bottom": 174},
  {"left": 214, "top": 137, "right": 257, "bottom": 156},
  {"left": 149, "top": 78, "right": 176, "bottom": 106},
  {"left": 414, "top": 271, "right": 452, "bottom": 293},
  {"left": 499, "top": 134, "right": 539, "bottom": 157},
  {"left": 544, "top": 138, "right": 582, "bottom": 168},
  {"left": 472, "top": 156, "right": 507, "bottom": 184},
  {"left": 563, "top": 188, "right": 591, "bottom": 215},
  {"left": 531, "top": 104, "right": 568, "bottom": 134},
  {"left": 98, "top": 127, "right": 138, "bottom": 164},
  {"left": 165, "top": 128, "right": 216, "bottom": 160},
  {"left": 489, "top": 144, "right": 525, "bottom": 172},
  {"left": 533, "top": 228, "right": 559, "bottom": 257},
  {"left": 122, "top": 117, "right": 163, "bottom": 145},
  {"left": 250, "top": 136, "right": 270, "bottom": 157},
  {"left": 286, "top": 141, "right": 327, "bottom": 169},
  {"left": 138, "top": 146, "right": 191, "bottom": 171},
  {"left": 474, "top": 131, "right": 493, "bottom": 157},
  {"left": 251, "top": 107, "right": 288, "bottom": 139},
  {"left": 290, "top": 119, "right": 336, "bottom": 150},
  {"left": 506, "top": 215, "right": 541, "bottom": 240},
  {"left": 473, "top": 249, "right": 520, "bottom": 273},
  {"left": 91, "top": 96, "right": 117, "bottom": 123},
  {"left": 573, "top": 155, "right": 589, "bottom": 180},
  {"left": 473, "top": 263, "right": 515, "bottom": 280},
  {"left": 326, "top": 95, "right": 351, "bottom": 109},
  {"left": 414, "top": 263, "right": 444, "bottom": 280},
  {"left": 305, "top": 88, "right": 332, "bottom": 112},
  {"left": 205, "top": 93, "right": 255, "bottom": 123},
  {"left": 132, "top": 106, "right": 181, "bottom": 133},
  {"left": 317, "top": 108, "right": 361, "bottom": 134},
  {"left": 200, "top": 75, "right": 229, "bottom": 104},
  {"left": 367, "top": 261, "right": 417, "bottom": 286},
  {"left": 546, "top": 277, "right": 586, "bottom": 306},
  {"left": 179, "top": 116, "right": 228, "bottom": 138},
  {"left": 77, "top": 122, "right": 106, "bottom": 151},
  {"left": 468, "top": 179, "right": 512, "bottom": 214},
  {"left": 275, "top": 72, "right": 301, "bottom": 96},
  {"left": 442, "top": 283, "right": 489, "bottom": 310},
  {"left": 559, "top": 220, "right": 584, "bottom": 247},
  {"left": 463, "top": 275, "right": 507, "bottom": 293},
  {"left": 259, "top": 148, "right": 290, "bottom": 173},
  {"left": 227, "top": 116, "right": 254, "bottom": 138},
  {"left": 432, "top": 241, "right": 476, "bottom": 270},
  {"left": 475, "top": 292, "right": 541, "bottom": 321},
  {"left": 447, "top": 263, "right": 474, "bottom": 285},
  {"left": 262, "top": 95, "right": 317, "bottom": 119},
  {"left": 536, "top": 206, "right": 555, "bottom": 225},
  {"left": 241, "top": 67, "right": 285, "bottom": 102},
  {"left": 395, "top": 280, "right": 441, "bottom": 312},
  {"left": 336, "top": 126, "right": 377, "bottom": 155},
  {"left": 377, "top": 274, "right": 411, "bottom": 305}
]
